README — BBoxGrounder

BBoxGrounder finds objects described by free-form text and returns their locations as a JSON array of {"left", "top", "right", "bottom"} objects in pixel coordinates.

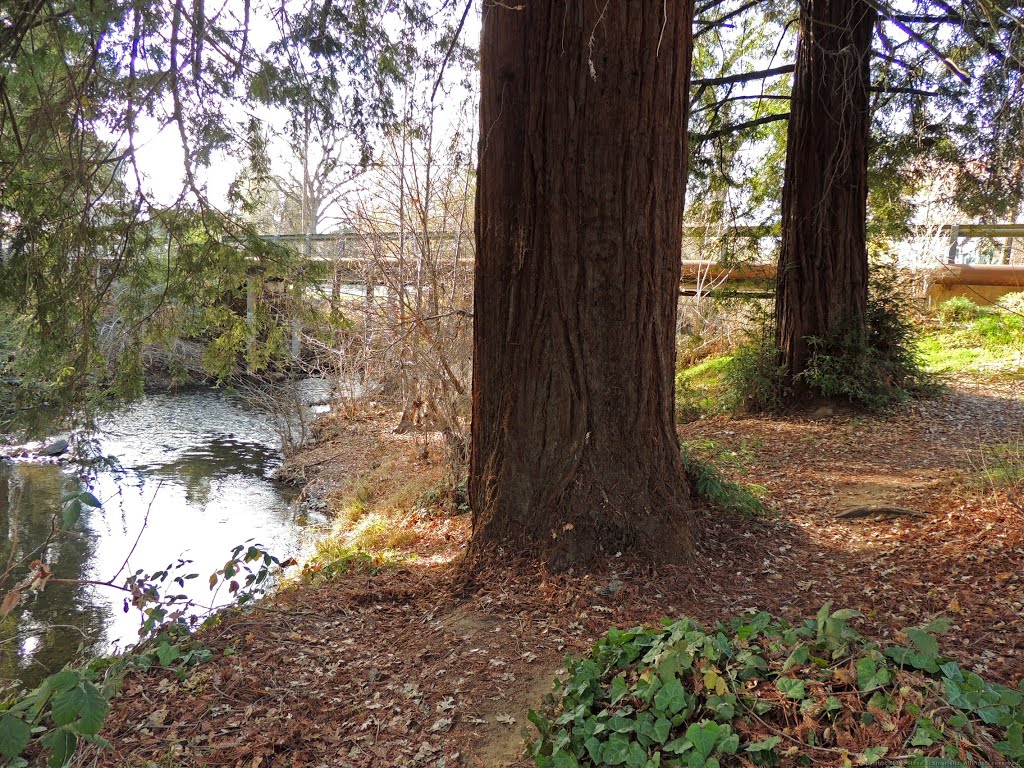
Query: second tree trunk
[{"left": 776, "top": 0, "right": 877, "bottom": 383}]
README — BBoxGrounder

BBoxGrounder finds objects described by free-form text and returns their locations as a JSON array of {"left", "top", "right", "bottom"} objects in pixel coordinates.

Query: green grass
[
  {"left": 683, "top": 437, "right": 762, "bottom": 469},
  {"left": 681, "top": 440, "right": 769, "bottom": 517},
  {"left": 919, "top": 294, "right": 1024, "bottom": 376},
  {"left": 968, "top": 441, "right": 1024, "bottom": 493},
  {"left": 300, "top": 537, "right": 413, "bottom": 582},
  {"left": 675, "top": 355, "right": 733, "bottom": 421}
]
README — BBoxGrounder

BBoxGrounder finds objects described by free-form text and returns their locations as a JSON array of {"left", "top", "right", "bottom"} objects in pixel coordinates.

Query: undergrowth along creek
[
  {"left": 297, "top": 441, "right": 770, "bottom": 587},
  {"left": 529, "top": 606, "right": 1024, "bottom": 768}
]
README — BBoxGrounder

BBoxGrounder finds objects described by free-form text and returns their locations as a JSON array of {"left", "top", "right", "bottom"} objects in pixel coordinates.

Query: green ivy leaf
[
  {"left": 815, "top": 603, "right": 832, "bottom": 640},
  {"left": 905, "top": 628, "right": 939, "bottom": 660},
  {"left": 866, "top": 691, "right": 891, "bottom": 712},
  {"left": 528, "top": 709, "right": 549, "bottom": 740},
  {"left": 625, "top": 741, "right": 648, "bottom": 767},
  {"left": 939, "top": 661, "right": 962, "bottom": 681},
  {"left": 943, "top": 678, "right": 971, "bottom": 710},
  {"left": 685, "top": 721, "right": 720, "bottom": 758},
  {"left": 856, "top": 657, "right": 890, "bottom": 692},
  {"left": 776, "top": 677, "right": 806, "bottom": 700},
  {"left": 884, "top": 644, "right": 938, "bottom": 673},
  {"left": 0, "top": 714, "right": 32, "bottom": 759},
  {"left": 922, "top": 617, "right": 951, "bottom": 635},
  {"left": 654, "top": 676, "right": 688, "bottom": 715},
  {"left": 823, "top": 695, "right": 843, "bottom": 713},
  {"left": 782, "top": 644, "right": 809, "bottom": 671},
  {"left": 718, "top": 730, "right": 740, "bottom": 754},
  {"left": 829, "top": 608, "right": 864, "bottom": 621},
  {"left": 997, "top": 722, "right": 1024, "bottom": 759},
  {"left": 706, "top": 694, "right": 735, "bottom": 720},
  {"left": 156, "top": 640, "right": 181, "bottom": 667},
  {"left": 857, "top": 745, "right": 888, "bottom": 765},
  {"left": 910, "top": 717, "right": 942, "bottom": 747},
  {"left": 652, "top": 717, "right": 671, "bottom": 744},
  {"left": 745, "top": 736, "right": 781, "bottom": 752},
  {"left": 610, "top": 674, "right": 629, "bottom": 705},
  {"left": 551, "top": 749, "right": 581, "bottom": 768},
  {"left": 607, "top": 716, "right": 637, "bottom": 734},
  {"left": 602, "top": 733, "right": 632, "bottom": 765},
  {"left": 946, "top": 713, "right": 968, "bottom": 729},
  {"left": 664, "top": 735, "right": 692, "bottom": 755}
]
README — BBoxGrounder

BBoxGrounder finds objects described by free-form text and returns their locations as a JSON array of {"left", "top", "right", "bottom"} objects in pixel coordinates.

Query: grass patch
[
  {"left": 681, "top": 441, "right": 768, "bottom": 517},
  {"left": 349, "top": 512, "right": 420, "bottom": 550},
  {"left": 966, "top": 441, "right": 1024, "bottom": 494},
  {"left": 683, "top": 437, "right": 761, "bottom": 469},
  {"left": 300, "top": 539, "right": 411, "bottom": 582},
  {"left": 675, "top": 355, "right": 733, "bottom": 421},
  {"left": 301, "top": 452, "right": 467, "bottom": 584},
  {"left": 302, "top": 501, "right": 419, "bottom": 583},
  {"left": 920, "top": 294, "right": 1024, "bottom": 376}
]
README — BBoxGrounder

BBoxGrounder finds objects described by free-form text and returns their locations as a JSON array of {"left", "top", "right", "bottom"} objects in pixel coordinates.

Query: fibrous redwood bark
[
  {"left": 470, "top": 1, "right": 696, "bottom": 567},
  {"left": 776, "top": 0, "right": 877, "bottom": 382}
]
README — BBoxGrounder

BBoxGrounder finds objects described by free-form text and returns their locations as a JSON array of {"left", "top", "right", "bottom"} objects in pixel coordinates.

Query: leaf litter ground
[{"left": 85, "top": 377, "right": 1024, "bottom": 767}]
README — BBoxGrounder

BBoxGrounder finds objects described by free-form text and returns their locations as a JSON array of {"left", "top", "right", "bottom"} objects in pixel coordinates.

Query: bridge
[{"left": 247, "top": 223, "right": 1022, "bottom": 360}]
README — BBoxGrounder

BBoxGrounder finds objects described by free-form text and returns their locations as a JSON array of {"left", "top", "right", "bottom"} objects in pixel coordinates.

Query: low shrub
[
  {"left": 998, "top": 291, "right": 1024, "bottom": 315},
  {"left": 798, "top": 325, "right": 913, "bottom": 410},
  {"left": 529, "top": 606, "right": 1024, "bottom": 768},
  {"left": 937, "top": 296, "right": 982, "bottom": 324},
  {"left": 797, "top": 261, "right": 930, "bottom": 410},
  {"left": 414, "top": 474, "right": 471, "bottom": 517},
  {"left": 724, "top": 260, "right": 931, "bottom": 412},
  {"left": 724, "top": 331, "right": 787, "bottom": 414}
]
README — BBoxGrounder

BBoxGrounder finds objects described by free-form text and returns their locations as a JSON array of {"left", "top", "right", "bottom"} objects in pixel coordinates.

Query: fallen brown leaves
[{"left": 85, "top": 378, "right": 1024, "bottom": 767}]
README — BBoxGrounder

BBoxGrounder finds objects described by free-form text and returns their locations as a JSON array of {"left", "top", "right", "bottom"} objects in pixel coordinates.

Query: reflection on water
[
  {"left": 0, "top": 466, "right": 102, "bottom": 689},
  {"left": 1, "top": 390, "right": 316, "bottom": 691}
]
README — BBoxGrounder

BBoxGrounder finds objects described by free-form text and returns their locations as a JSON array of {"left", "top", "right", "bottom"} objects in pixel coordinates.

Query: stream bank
[{"left": 1, "top": 386, "right": 330, "bottom": 691}]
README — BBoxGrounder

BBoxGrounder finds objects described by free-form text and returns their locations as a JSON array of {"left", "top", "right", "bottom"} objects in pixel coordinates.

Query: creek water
[{"left": 0, "top": 387, "right": 325, "bottom": 691}]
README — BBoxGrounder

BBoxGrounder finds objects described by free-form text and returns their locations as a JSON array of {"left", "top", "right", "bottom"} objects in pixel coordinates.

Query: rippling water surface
[{"left": 1, "top": 389, "right": 318, "bottom": 689}]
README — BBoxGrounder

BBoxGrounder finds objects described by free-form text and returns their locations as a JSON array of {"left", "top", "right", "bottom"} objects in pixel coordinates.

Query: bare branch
[
  {"left": 692, "top": 112, "right": 790, "bottom": 141},
  {"left": 693, "top": 64, "right": 794, "bottom": 88}
]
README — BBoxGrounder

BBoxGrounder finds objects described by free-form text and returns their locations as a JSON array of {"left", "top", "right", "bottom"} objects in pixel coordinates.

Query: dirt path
[{"left": 90, "top": 380, "right": 1024, "bottom": 767}]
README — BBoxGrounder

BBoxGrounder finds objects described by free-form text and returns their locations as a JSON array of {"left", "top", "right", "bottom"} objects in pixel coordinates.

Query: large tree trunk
[
  {"left": 469, "top": 1, "right": 696, "bottom": 568},
  {"left": 776, "top": 0, "right": 877, "bottom": 383}
]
